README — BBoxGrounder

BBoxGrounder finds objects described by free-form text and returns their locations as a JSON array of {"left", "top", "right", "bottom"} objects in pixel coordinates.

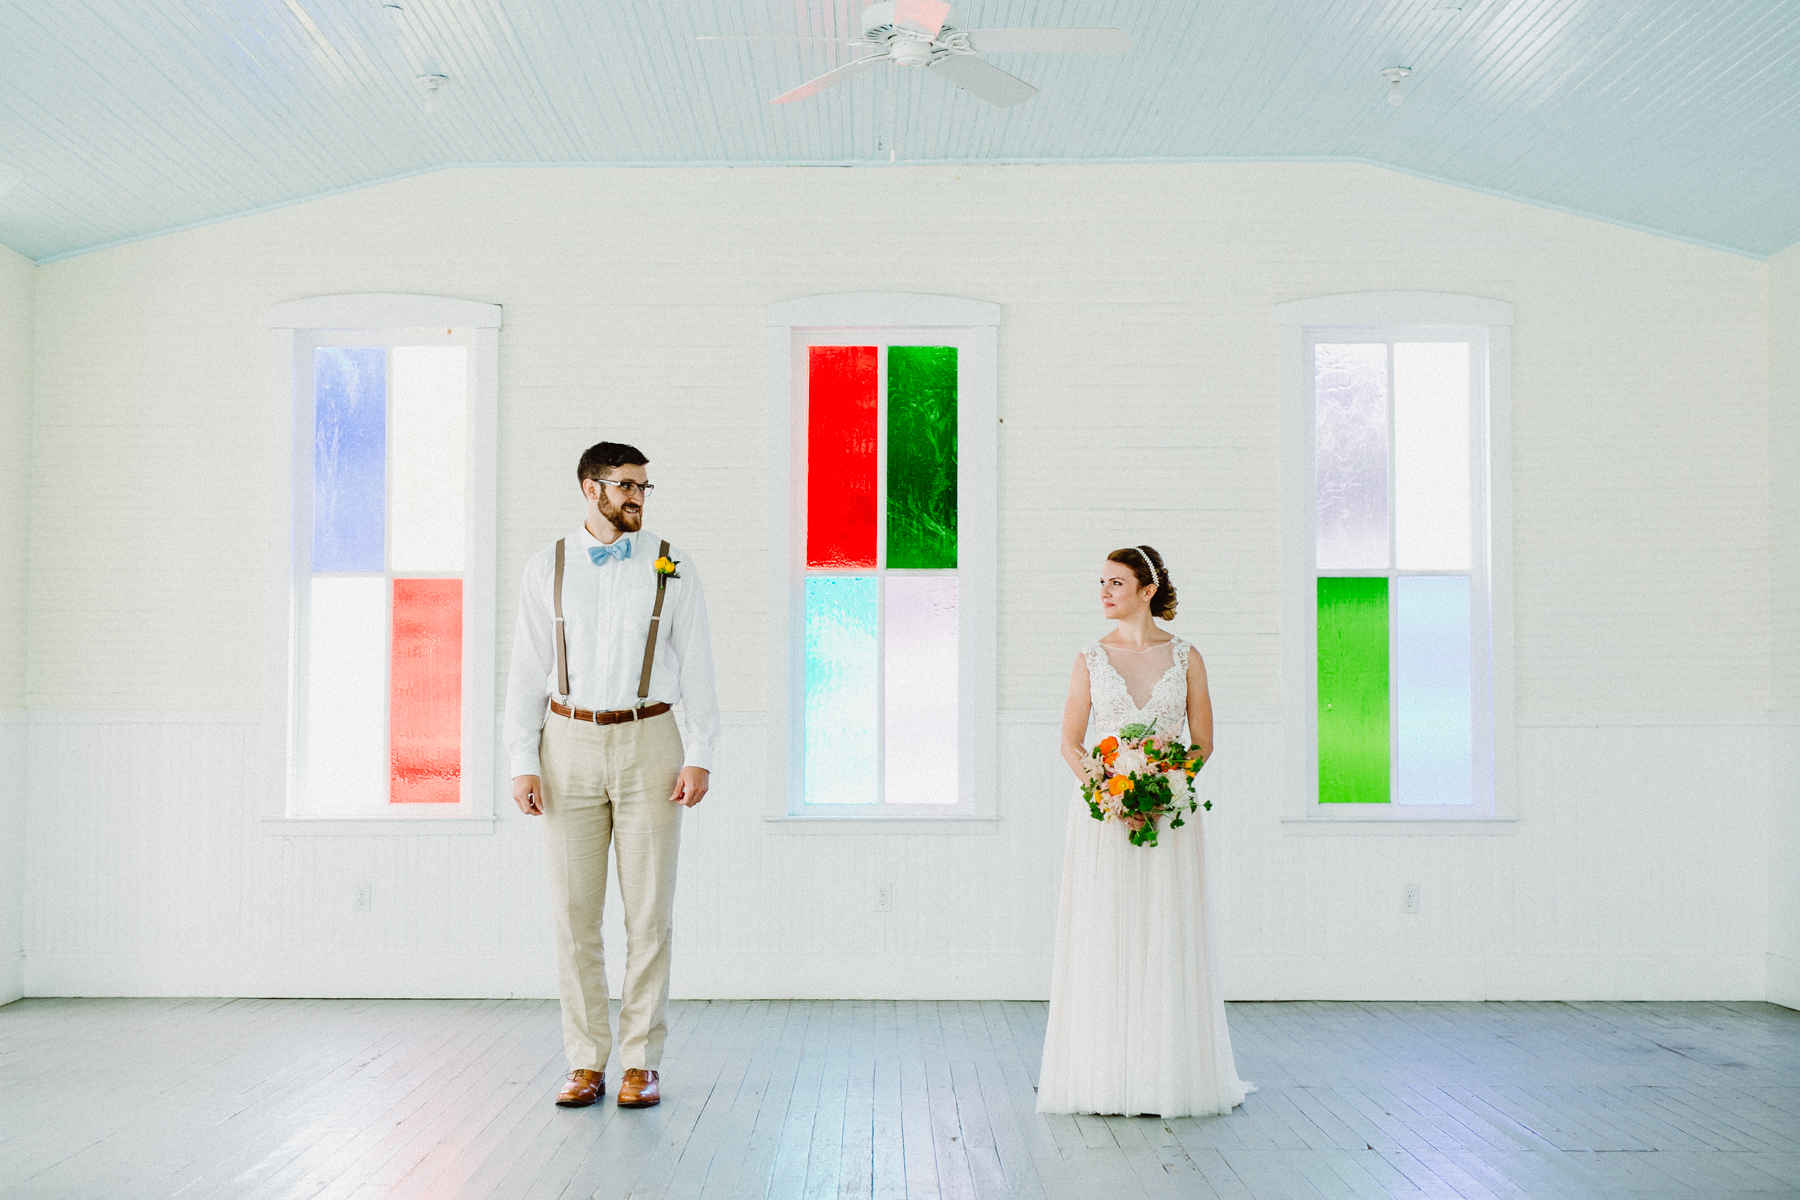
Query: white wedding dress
[{"left": 1036, "top": 637, "right": 1253, "bottom": 1117}]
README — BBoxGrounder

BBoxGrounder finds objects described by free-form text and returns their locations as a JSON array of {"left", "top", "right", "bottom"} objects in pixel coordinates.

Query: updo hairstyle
[{"left": 1108, "top": 545, "right": 1178, "bottom": 621}]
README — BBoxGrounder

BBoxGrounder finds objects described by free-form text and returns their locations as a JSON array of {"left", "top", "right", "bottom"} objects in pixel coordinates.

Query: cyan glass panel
[
  {"left": 1315, "top": 344, "right": 1390, "bottom": 571},
  {"left": 313, "top": 347, "right": 387, "bottom": 571},
  {"left": 804, "top": 575, "right": 878, "bottom": 805},
  {"left": 883, "top": 575, "right": 957, "bottom": 803},
  {"left": 1393, "top": 575, "right": 1473, "bottom": 806}
]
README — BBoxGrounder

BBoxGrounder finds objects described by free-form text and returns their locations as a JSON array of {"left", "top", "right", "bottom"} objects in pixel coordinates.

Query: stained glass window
[
  {"left": 1315, "top": 341, "right": 1474, "bottom": 806},
  {"left": 801, "top": 343, "right": 960, "bottom": 806},
  {"left": 301, "top": 345, "right": 468, "bottom": 811}
]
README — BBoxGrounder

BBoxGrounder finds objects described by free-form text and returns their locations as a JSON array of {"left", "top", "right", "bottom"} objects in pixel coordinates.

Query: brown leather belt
[{"left": 549, "top": 700, "right": 671, "bottom": 725}]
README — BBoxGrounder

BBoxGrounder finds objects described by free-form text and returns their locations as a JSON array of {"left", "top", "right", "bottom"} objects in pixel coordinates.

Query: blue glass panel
[
  {"left": 1393, "top": 575, "right": 1472, "bottom": 806},
  {"left": 804, "top": 575, "right": 878, "bottom": 805},
  {"left": 313, "top": 347, "right": 387, "bottom": 571}
]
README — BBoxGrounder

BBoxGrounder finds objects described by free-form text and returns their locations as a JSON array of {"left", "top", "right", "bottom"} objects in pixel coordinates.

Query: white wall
[
  {"left": 1769, "top": 241, "right": 1800, "bottom": 1010},
  {"left": 0, "top": 241, "right": 31, "bottom": 1004},
  {"left": 16, "top": 162, "right": 1781, "bottom": 1000}
]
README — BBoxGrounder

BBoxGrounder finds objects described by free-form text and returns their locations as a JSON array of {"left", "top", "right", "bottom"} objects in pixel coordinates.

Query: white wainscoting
[
  {"left": 16, "top": 710, "right": 1777, "bottom": 1002},
  {"left": 1, "top": 711, "right": 24, "bottom": 1004},
  {"left": 1768, "top": 719, "right": 1800, "bottom": 1011}
]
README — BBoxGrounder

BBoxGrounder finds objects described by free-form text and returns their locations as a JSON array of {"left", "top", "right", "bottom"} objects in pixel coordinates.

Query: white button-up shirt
[{"left": 503, "top": 525, "right": 720, "bottom": 777}]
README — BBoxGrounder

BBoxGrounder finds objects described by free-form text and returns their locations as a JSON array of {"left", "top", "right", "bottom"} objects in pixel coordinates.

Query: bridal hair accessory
[{"left": 1135, "top": 546, "right": 1159, "bottom": 589}]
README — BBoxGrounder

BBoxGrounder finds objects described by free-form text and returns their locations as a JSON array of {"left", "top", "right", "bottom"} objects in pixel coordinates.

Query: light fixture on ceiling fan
[{"left": 700, "top": 0, "right": 1130, "bottom": 109}]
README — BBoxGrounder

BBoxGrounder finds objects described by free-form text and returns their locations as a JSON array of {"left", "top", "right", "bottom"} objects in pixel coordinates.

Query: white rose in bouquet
[{"left": 1112, "top": 746, "right": 1150, "bottom": 777}]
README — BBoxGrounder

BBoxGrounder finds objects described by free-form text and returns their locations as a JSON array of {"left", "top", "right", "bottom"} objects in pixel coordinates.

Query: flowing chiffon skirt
[{"left": 1037, "top": 790, "right": 1253, "bottom": 1117}]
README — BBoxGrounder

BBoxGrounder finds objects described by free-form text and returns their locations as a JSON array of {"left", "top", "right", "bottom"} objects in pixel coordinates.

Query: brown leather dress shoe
[
  {"left": 616, "top": 1068, "right": 660, "bottom": 1108},
  {"left": 555, "top": 1069, "right": 605, "bottom": 1107}
]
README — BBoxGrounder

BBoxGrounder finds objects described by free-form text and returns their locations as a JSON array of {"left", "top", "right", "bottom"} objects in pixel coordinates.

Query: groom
[{"left": 503, "top": 441, "right": 719, "bottom": 1109}]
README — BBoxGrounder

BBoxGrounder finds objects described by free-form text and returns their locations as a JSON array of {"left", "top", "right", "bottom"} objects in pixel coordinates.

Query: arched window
[
  {"left": 1278, "top": 293, "right": 1517, "bottom": 829},
  {"left": 765, "top": 293, "right": 998, "bottom": 826},
  {"left": 266, "top": 294, "right": 500, "bottom": 830}
]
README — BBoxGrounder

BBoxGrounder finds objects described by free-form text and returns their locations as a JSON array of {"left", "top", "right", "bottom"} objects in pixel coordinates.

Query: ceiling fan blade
[
  {"left": 964, "top": 28, "right": 1132, "bottom": 54},
  {"left": 699, "top": 37, "right": 870, "bottom": 45},
  {"left": 929, "top": 54, "right": 1038, "bottom": 107},
  {"left": 770, "top": 55, "right": 886, "bottom": 104},
  {"left": 894, "top": 0, "right": 951, "bottom": 38}
]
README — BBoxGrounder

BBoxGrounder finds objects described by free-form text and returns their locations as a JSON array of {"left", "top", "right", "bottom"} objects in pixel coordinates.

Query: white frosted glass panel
[
  {"left": 1315, "top": 344, "right": 1390, "bottom": 570},
  {"left": 302, "top": 577, "right": 389, "bottom": 815},
  {"left": 1394, "top": 342, "right": 1471, "bottom": 570},
  {"left": 804, "top": 575, "right": 878, "bottom": 805},
  {"left": 884, "top": 575, "right": 958, "bottom": 804},
  {"left": 390, "top": 346, "right": 468, "bottom": 572},
  {"left": 1393, "top": 575, "right": 1472, "bottom": 806}
]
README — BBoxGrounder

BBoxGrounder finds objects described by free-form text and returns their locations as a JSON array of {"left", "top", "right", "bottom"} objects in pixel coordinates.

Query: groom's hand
[
  {"left": 669, "top": 767, "right": 710, "bottom": 807},
  {"left": 512, "top": 774, "right": 543, "bottom": 816}
]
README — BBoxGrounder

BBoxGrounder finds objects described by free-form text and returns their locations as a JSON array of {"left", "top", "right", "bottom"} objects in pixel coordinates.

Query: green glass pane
[
  {"left": 1317, "top": 577, "right": 1390, "bottom": 803},
  {"left": 886, "top": 346, "right": 958, "bottom": 569}
]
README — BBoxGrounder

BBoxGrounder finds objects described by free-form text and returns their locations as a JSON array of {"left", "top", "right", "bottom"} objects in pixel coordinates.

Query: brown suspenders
[
  {"left": 552, "top": 536, "right": 672, "bottom": 710},
  {"left": 637, "top": 539, "right": 672, "bottom": 704},
  {"left": 553, "top": 538, "right": 570, "bottom": 699}
]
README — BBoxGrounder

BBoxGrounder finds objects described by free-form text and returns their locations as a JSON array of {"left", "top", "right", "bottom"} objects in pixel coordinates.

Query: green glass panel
[
  {"left": 1317, "top": 577, "right": 1390, "bottom": 803},
  {"left": 886, "top": 346, "right": 958, "bottom": 568}
]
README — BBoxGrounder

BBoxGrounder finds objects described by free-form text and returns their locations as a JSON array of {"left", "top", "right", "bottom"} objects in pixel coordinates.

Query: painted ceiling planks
[{"left": 0, "top": 0, "right": 1794, "bottom": 260}]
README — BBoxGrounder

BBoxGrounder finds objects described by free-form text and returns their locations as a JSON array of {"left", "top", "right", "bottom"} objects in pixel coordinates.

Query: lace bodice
[{"left": 1084, "top": 636, "right": 1192, "bottom": 740}]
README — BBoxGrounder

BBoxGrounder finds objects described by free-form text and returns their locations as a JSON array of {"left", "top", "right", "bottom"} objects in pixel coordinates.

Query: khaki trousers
[{"left": 540, "top": 710, "right": 684, "bottom": 1073}]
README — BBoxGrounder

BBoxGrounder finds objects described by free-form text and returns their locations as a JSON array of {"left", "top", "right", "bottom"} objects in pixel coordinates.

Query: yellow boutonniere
[{"left": 654, "top": 556, "right": 681, "bottom": 580}]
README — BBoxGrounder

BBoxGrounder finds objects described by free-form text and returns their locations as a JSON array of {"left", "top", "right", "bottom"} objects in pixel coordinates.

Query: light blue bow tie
[{"left": 588, "top": 538, "right": 631, "bottom": 566}]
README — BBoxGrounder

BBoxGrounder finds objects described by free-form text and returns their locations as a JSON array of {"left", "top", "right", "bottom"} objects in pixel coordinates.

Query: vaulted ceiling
[{"left": 0, "top": 0, "right": 1795, "bottom": 262}]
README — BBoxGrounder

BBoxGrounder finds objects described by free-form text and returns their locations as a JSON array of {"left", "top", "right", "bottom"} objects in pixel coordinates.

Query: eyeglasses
[{"left": 594, "top": 479, "right": 655, "bottom": 498}]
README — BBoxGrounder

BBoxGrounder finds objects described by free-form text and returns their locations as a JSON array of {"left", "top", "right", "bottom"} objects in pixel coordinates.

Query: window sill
[
  {"left": 762, "top": 816, "right": 999, "bottom": 835},
  {"left": 262, "top": 817, "right": 496, "bottom": 836},
  {"left": 1282, "top": 817, "right": 1518, "bottom": 836}
]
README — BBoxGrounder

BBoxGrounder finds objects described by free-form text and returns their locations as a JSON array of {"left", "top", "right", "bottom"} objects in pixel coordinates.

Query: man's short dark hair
[{"left": 577, "top": 441, "right": 649, "bottom": 485}]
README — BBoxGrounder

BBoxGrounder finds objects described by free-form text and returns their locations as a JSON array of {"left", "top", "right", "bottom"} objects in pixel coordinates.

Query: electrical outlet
[
  {"left": 874, "top": 884, "right": 893, "bottom": 913},
  {"left": 1401, "top": 883, "right": 1421, "bottom": 914},
  {"left": 354, "top": 882, "right": 373, "bottom": 913}
]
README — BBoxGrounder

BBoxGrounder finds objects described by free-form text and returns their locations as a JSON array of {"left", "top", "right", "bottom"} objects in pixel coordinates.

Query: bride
[{"left": 1037, "top": 545, "right": 1253, "bottom": 1118}]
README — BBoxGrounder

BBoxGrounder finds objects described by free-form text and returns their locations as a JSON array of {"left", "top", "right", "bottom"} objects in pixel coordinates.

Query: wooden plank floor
[{"left": 2, "top": 998, "right": 1797, "bottom": 1199}]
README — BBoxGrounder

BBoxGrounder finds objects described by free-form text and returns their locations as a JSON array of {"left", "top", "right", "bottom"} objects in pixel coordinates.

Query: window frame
[
  {"left": 764, "top": 293, "right": 999, "bottom": 830},
  {"left": 1277, "top": 292, "right": 1517, "bottom": 833},
  {"left": 263, "top": 294, "right": 501, "bottom": 835}
]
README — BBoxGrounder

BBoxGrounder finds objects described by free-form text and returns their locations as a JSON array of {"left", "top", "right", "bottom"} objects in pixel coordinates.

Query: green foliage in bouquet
[{"left": 1080, "top": 723, "right": 1209, "bottom": 847}]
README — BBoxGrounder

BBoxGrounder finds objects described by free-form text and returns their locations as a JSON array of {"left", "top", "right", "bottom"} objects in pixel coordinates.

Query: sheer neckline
[
  {"left": 1101, "top": 636, "right": 1175, "bottom": 655},
  {"left": 1096, "top": 640, "right": 1183, "bottom": 711}
]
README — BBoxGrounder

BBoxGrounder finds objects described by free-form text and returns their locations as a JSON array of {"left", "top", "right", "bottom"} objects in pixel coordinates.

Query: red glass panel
[
  {"left": 807, "top": 345, "right": 878, "bottom": 568},
  {"left": 390, "top": 578, "right": 462, "bottom": 804}
]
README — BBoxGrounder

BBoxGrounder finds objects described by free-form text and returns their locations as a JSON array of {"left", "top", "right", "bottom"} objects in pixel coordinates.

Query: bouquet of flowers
[{"left": 1081, "top": 722, "right": 1208, "bottom": 847}]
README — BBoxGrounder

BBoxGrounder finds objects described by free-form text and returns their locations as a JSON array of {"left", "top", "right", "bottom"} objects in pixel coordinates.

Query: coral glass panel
[
  {"left": 806, "top": 346, "right": 878, "bottom": 569},
  {"left": 390, "top": 578, "right": 463, "bottom": 803}
]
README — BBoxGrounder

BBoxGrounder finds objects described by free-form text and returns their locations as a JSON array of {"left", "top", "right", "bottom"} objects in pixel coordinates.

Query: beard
[{"left": 596, "top": 491, "right": 643, "bottom": 533}]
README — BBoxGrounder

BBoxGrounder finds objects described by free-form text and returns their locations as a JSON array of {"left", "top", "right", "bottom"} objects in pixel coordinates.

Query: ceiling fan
[{"left": 700, "top": 0, "right": 1131, "bottom": 109}]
